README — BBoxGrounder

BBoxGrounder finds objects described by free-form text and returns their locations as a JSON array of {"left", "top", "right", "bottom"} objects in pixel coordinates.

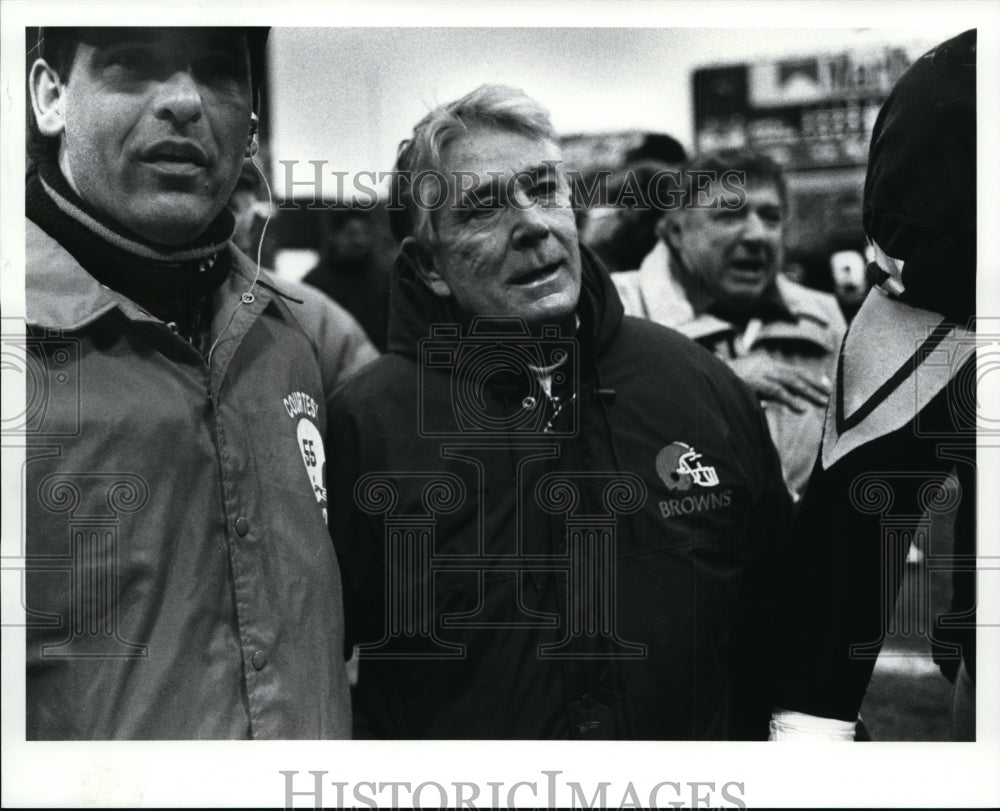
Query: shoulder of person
[
  {"left": 776, "top": 275, "right": 847, "bottom": 335},
  {"left": 612, "top": 316, "right": 778, "bottom": 472},
  {"left": 262, "top": 268, "right": 356, "bottom": 327},
  {"left": 327, "top": 350, "right": 415, "bottom": 413},
  {"left": 615, "top": 314, "right": 757, "bottom": 403},
  {"left": 259, "top": 265, "right": 375, "bottom": 340}
]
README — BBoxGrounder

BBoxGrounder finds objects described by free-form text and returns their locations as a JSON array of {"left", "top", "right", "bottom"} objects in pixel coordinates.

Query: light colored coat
[
  {"left": 614, "top": 241, "right": 847, "bottom": 499},
  {"left": 24, "top": 219, "right": 356, "bottom": 739}
]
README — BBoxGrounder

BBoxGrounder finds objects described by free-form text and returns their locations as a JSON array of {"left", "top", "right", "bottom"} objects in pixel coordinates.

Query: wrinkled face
[
  {"left": 54, "top": 29, "right": 253, "bottom": 246},
  {"left": 668, "top": 180, "right": 785, "bottom": 312},
  {"left": 421, "top": 126, "right": 582, "bottom": 325}
]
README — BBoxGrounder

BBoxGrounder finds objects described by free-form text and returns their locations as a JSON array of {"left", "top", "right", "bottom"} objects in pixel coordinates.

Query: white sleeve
[{"left": 768, "top": 709, "right": 857, "bottom": 741}]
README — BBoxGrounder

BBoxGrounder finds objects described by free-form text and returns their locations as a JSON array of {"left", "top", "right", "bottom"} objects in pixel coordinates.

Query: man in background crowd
[
  {"left": 302, "top": 208, "right": 392, "bottom": 351},
  {"left": 579, "top": 161, "right": 679, "bottom": 273},
  {"left": 329, "top": 84, "right": 792, "bottom": 740},
  {"left": 577, "top": 133, "right": 687, "bottom": 273},
  {"left": 613, "top": 149, "right": 846, "bottom": 501},
  {"left": 24, "top": 26, "right": 352, "bottom": 738}
]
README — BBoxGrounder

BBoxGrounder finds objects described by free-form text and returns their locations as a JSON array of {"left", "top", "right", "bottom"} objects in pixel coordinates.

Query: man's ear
[
  {"left": 659, "top": 213, "right": 683, "bottom": 253},
  {"left": 401, "top": 236, "right": 451, "bottom": 299},
  {"left": 30, "top": 59, "right": 67, "bottom": 138}
]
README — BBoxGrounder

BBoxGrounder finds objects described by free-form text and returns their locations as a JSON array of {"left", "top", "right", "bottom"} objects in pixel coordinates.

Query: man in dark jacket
[{"left": 329, "top": 84, "right": 792, "bottom": 740}]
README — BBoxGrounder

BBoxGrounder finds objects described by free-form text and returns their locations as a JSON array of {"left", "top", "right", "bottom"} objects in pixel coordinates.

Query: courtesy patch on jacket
[{"left": 283, "top": 391, "right": 327, "bottom": 524}]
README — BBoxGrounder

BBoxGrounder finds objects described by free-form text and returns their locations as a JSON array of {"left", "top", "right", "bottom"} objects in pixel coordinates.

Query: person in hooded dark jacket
[
  {"left": 328, "top": 84, "right": 792, "bottom": 740},
  {"left": 769, "top": 29, "right": 977, "bottom": 741}
]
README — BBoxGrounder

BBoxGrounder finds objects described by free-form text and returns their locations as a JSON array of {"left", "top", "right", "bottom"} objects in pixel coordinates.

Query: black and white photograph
[{"left": 1, "top": 0, "right": 998, "bottom": 807}]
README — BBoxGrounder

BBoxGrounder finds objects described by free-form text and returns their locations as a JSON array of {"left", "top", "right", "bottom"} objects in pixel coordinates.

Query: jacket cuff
[{"left": 768, "top": 708, "right": 857, "bottom": 741}]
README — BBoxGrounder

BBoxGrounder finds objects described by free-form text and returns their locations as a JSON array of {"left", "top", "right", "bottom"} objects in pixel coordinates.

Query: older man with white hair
[{"left": 329, "top": 84, "right": 792, "bottom": 740}]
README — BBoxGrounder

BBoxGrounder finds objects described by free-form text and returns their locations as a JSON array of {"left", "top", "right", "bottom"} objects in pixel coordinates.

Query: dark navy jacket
[{"left": 328, "top": 246, "right": 792, "bottom": 739}]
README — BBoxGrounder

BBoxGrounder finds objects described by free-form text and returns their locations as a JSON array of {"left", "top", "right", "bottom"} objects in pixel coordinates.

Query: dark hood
[
  {"left": 863, "top": 28, "right": 975, "bottom": 322},
  {"left": 386, "top": 242, "right": 625, "bottom": 362}
]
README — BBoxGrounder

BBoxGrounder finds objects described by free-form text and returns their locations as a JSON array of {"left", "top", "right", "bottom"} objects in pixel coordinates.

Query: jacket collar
[
  {"left": 636, "top": 240, "right": 702, "bottom": 328},
  {"left": 761, "top": 276, "right": 842, "bottom": 353},
  {"left": 822, "top": 287, "right": 975, "bottom": 468},
  {"left": 27, "top": 216, "right": 283, "bottom": 332},
  {"left": 26, "top": 217, "right": 120, "bottom": 330},
  {"left": 637, "top": 239, "right": 839, "bottom": 352}
]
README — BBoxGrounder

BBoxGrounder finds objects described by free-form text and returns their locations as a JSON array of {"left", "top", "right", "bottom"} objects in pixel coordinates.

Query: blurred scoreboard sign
[
  {"left": 693, "top": 45, "right": 922, "bottom": 262},
  {"left": 693, "top": 46, "right": 913, "bottom": 169}
]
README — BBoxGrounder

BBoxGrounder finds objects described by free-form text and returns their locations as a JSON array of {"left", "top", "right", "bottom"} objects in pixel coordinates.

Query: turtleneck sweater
[{"left": 26, "top": 157, "right": 235, "bottom": 343}]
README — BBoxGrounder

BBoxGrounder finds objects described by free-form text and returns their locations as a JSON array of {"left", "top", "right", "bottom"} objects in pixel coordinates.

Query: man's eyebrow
[
  {"left": 509, "top": 163, "right": 560, "bottom": 186},
  {"left": 455, "top": 162, "right": 562, "bottom": 205},
  {"left": 527, "top": 162, "right": 559, "bottom": 177},
  {"left": 457, "top": 174, "right": 503, "bottom": 205}
]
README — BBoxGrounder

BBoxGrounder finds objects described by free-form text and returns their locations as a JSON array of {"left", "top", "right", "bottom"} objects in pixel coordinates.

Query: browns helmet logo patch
[{"left": 655, "top": 442, "right": 719, "bottom": 492}]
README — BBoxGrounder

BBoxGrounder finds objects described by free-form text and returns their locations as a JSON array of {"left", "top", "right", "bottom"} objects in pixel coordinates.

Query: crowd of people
[{"left": 20, "top": 26, "right": 977, "bottom": 743}]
